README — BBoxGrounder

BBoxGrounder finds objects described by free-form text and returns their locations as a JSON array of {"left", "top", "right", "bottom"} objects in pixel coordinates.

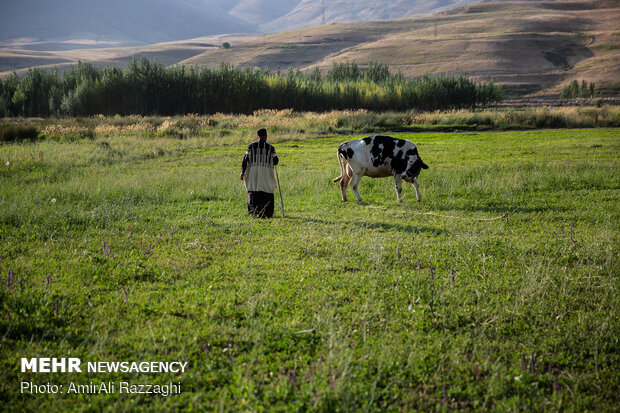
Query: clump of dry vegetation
[{"left": 1, "top": 106, "right": 618, "bottom": 144}]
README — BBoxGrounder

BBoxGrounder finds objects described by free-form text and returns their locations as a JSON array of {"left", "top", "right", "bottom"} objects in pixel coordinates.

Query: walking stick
[{"left": 275, "top": 166, "right": 285, "bottom": 217}]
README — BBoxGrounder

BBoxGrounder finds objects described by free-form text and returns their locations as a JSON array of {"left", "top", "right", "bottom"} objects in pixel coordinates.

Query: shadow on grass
[
  {"left": 429, "top": 202, "right": 570, "bottom": 215},
  {"left": 284, "top": 214, "right": 445, "bottom": 235}
]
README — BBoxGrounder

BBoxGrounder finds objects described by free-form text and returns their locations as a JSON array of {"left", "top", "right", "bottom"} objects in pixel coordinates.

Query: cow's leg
[
  {"left": 393, "top": 174, "right": 403, "bottom": 203},
  {"left": 340, "top": 170, "right": 350, "bottom": 202},
  {"left": 349, "top": 172, "right": 364, "bottom": 203},
  {"left": 411, "top": 178, "right": 422, "bottom": 202}
]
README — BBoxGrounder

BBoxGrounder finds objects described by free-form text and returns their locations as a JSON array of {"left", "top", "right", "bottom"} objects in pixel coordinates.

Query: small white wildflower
[
  {"left": 50, "top": 198, "right": 57, "bottom": 203},
  {"left": 5, "top": 161, "right": 9, "bottom": 166}
]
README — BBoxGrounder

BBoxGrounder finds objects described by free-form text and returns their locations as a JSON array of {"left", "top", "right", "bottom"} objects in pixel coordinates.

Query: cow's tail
[{"left": 332, "top": 145, "right": 346, "bottom": 182}]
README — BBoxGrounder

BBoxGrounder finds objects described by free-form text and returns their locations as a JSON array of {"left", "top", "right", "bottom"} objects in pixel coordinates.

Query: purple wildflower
[
  {"left": 174, "top": 260, "right": 178, "bottom": 271},
  {"left": 129, "top": 225, "right": 133, "bottom": 236},
  {"left": 227, "top": 354, "right": 233, "bottom": 364},
  {"left": 450, "top": 268, "right": 455, "bottom": 283},
  {"left": 122, "top": 286, "right": 128, "bottom": 299},
  {"left": 204, "top": 344, "right": 211, "bottom": 358},
  {"left": 7, "top": 269, "right": 14, "bottom": 288},
  {"left": 102, "top": 240, "right": 113, "bottom": 257},
  {"left": 308, "top": 363, "right": 316, "bottom": 380},
  {"left": 442, "top": 385, "right": 447, "bottom": 403},
  {"left": 290, "top": 370, "right": 297, "bottom": 389},
  {"left": 417, "top": 259, "right": 421, "bottom": 271},
  {"left": 553, "top": 376, "right": 561, "bottom": 394},
  {"left": 46, "top": 274, "right": 50, "bottom": 287}
]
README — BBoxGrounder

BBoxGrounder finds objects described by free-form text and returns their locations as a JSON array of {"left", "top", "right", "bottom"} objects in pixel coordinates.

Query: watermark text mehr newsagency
[
  {"left": 21, "top": 358, "right": 188, "bottom": 373},
  {"left": 19, "top": 358, "right": 186, "bottom": 397}
]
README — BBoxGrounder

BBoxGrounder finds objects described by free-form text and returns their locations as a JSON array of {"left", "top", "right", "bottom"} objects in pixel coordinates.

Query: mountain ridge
[{"left": 0, "top": 0, "right": 482, "bottom": 49}]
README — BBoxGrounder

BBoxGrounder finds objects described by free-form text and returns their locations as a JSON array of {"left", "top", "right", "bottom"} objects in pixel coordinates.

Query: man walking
[{"left": 240, "top": 128, "right": 279, "bottom": 218}]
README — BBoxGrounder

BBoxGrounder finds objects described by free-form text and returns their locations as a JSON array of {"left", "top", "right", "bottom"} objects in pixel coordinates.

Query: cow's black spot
[
  {"left": 391, "top": 157, "right": 407, "bottom": 174},
  {"left": 362, "top": 137, "right": 373, "bottom": 145},
  {"left": 391, "top": 148, "right": 407, "bottom": 174},
  {"left": 346, "top": 148, "right": 355, "bottom": 158},
  {"left": 370, "top": 135, "right": 398, "bottom": 167},
  {"left": 405, "top": 148, "right": 418, "bottom": 157},
  {"left": 396, "top": 139, "right": 406, "bottom": 148}
]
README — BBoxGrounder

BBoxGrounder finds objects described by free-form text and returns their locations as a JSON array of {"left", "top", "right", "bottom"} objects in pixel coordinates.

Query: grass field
[{"left": 1, "top": 126, "right": 619, "bottom": 411}]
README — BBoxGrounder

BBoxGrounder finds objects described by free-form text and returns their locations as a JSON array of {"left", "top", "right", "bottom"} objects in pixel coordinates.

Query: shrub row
[
  {"left": 0, "top": 59, "right": 503, "bottom": 117},
  {"left": 0, "top": 123, "right": 38, "bottom": 142}
]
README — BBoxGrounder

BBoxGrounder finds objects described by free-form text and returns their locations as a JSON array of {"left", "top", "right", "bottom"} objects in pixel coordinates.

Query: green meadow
[{"left": 1, "top": 126, "right": 618, "bottom": 411}]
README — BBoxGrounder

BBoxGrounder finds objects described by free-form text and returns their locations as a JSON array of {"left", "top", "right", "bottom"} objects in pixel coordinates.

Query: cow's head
[{"left": 402, "top": 156, "right": 428, "bottom": 182}]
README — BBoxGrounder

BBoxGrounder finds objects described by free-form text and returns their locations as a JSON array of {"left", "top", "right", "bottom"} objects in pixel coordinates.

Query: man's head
[{"left": 257, "top": 128, "right": 268, "bottom": 140}]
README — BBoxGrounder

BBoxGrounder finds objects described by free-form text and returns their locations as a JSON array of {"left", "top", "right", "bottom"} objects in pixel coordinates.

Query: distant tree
[
  {"left": 326, "top": 62, "right": 360, "bottom": 82},
  {"left": 222, "top": 42, "right": 230, "bottom": 49},
  {"left": 560, "top": 80, "right": 596, "bottom": 99},
  {"left": 0, "top": 72, "right": 19, "bottom": 116},
  {"left": 11, "top": 89, "right": 26, "bottom": 116},
  {"left": 309, "top": 66, "right": 322, "bottom": 82},
  {"left": 364, "top": 62, "right": 390, "bottom": 83}
]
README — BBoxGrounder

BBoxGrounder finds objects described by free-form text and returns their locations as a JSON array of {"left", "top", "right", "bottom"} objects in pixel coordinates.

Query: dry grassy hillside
[
  {"left": 181, "top": 0, "right": 620, "bottom": 96},
  {"left": 0, "top": 34, "right": 259, "bottom": 76},
  {"left": 0, "top": 0, "right": 618, "bottom": 97}
]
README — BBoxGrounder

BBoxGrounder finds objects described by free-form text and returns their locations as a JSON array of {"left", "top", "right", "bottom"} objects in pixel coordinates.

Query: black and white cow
[{"left": 332, "top": 135, "right": 428, "bottom": 203}]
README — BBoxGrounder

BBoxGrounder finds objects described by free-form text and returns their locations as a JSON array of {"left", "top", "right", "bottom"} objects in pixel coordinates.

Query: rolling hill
[
  {"left": 181, "top": 0, "right": 620, "bottom": 96},
  {"left": 0, "top": 0, "right": 256, "bottom": 50},
  {"left": 0, "top": 0, "right": 482, "bottom": 50},
  {"left": 246, "top": 0, "right": 477, "bottom": 33},
  {"left": 0, "top": 0, "right": 618, "bottom": 97}
]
